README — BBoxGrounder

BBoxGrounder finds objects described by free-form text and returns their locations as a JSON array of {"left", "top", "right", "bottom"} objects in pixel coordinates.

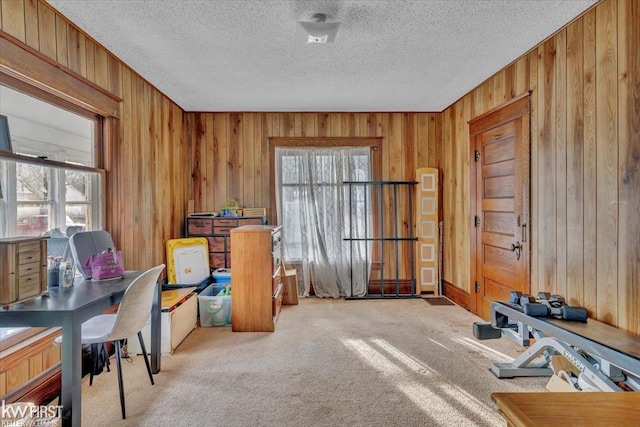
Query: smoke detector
[{"left": 296, "top": 13, "right": 340, "bottom": 44}]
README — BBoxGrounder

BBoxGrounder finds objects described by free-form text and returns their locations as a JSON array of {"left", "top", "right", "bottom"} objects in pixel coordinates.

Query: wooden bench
[{"left": 492, "top": 391, "right": 640, "bottom": 427}]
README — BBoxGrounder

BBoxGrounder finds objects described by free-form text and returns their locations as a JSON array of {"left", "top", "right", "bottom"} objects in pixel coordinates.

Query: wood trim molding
[
  {"left": 0, "top": 328, "right": 46, "bottom": 351},
  {"left": 468, "top": 92, "right": 531, "bottom": 135},
  {"left": 269, "top": 137, "right": 383, "bottom": 149},
  {"left": 0, "top": 151, "right": 106, "bottom": 175},
  {"left": 443, "top": 280, "right": 470, "bottom": 310},
  {"left": 0, "top": 32, "right": 121, "bottom": 118}
]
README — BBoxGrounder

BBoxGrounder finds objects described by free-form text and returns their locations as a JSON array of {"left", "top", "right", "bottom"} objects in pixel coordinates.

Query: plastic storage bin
[
  {"left": 198, "top": 284, "right": 231, "bottom": 327},
  {"left": 211, "top": 268, "right": 231, "bottom": 294},
  {"left": 166, "top": 238, "right": 210, "bottom": 284},
  {"left": 212, "top": 268, "right": 231, "bottom": 283}
]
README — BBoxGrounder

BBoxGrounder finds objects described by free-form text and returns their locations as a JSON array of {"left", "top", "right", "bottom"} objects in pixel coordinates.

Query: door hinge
[
  {"left": 474, "top": 281, "right": 480, "bottom": 293},
  {"left": 474, "top": 216, "right": 481, "bottom": 227},
  {"left": 474, "top": 149, "right": 480, "bottom": 162}
]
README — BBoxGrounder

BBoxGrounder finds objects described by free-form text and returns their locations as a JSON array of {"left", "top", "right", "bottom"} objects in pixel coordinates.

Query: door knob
[{"left": 511, "top": 241, "right": 521, "bottom": 261}]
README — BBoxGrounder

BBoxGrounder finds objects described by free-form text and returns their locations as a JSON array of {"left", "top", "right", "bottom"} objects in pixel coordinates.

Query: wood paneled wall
[
  {"left": 185, "top": 112, "right": 442, "bottom": 279},
  {"left": 3, "top": 0, "right": 637, "bottom": 335},
  {"left": 0, "top": 332, "right": 60, "bottom": 396},
  {"left": 441, "top": 0, "right": 639, "bottom": 334},
  {"left": 0, "top": 0, "right": 188, "bottom": 273}
]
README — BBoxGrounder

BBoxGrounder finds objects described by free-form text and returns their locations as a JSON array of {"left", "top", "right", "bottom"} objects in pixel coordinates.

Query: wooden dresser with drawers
[
  {"left": 230, "top": 225, "right": 283, "bottom": 332},
  {"left": 185, "top": 216, "right": 266, "bottom": 270},
  {"left": 0, "top": 236, "right": 48, "bottom": 307}
]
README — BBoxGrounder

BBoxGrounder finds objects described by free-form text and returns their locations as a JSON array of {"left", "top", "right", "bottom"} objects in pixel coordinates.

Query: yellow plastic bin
[{"left": 166, "top": 237, "right": 210, "bottom": 284}]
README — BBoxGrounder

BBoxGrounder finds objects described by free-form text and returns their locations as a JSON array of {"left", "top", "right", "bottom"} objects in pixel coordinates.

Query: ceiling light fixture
[{"left": 296, "top": 13, "right": 340, "bottom": 44}]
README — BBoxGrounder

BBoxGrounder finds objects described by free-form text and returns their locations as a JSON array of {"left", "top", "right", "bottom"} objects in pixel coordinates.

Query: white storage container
[{"left": 128, "top": 287, "right": 197, "bottom": 355}]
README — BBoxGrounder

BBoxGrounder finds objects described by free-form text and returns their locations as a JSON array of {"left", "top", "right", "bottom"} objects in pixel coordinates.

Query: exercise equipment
[
  {"left": 509, "top": 291, "right": 522, "bottom": 304},
  {"left": 488, "top": 300, "right": 640, "bottom": 392},
  {"left": 519, "top": 293, "right": 588, "bottom": 322},
  {"left": 519, "top": 294, "right": 536, "bottom": 306},
  {"left": 537, "top": 291, "right": 551, "bottom": 301},
  {"left": 473, "top": 322, "right": 502, "bottom": 340},
  {"left": 523, "top": 302, "right": 588, "bottom": 322}
]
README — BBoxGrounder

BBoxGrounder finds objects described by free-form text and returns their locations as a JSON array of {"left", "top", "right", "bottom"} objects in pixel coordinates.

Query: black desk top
[{"left": 0, "top": 271, "right": 143, "bottom": 326}]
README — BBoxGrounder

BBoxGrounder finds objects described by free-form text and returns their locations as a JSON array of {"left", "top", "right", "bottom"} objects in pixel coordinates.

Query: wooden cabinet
[
  {"left": 0, "top": 237, "right": 48, "bottom": 307},
  {"left": 231, "top": 225, "right": 283, "bottom": 332},
  {"left": 185, "top": 216, "right": 266, "bottom": 270}
]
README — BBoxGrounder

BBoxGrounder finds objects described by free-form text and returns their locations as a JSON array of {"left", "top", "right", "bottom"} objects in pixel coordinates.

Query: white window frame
[
  {"left": 1, "top": 162, "right": 101, "bottom": 238},
  {"left": 0, "top": 84, "right": 105, "bottom": 346}
]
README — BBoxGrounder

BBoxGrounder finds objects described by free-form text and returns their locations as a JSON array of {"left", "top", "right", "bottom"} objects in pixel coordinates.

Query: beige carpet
[{"left": 81, "top": 298, "right": 547, "bottom": 426}]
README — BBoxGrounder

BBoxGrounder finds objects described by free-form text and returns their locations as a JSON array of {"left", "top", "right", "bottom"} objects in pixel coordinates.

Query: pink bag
[{"left": 86, "top": 248, "right": 125, "bottom": 281}]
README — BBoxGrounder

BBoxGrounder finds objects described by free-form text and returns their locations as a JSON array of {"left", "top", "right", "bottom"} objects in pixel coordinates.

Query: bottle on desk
[{"left": 58, "top": 260, "right": 74, "bottom": 288}]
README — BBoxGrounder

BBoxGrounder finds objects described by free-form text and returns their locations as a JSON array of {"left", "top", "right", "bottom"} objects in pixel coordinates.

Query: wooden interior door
[{"left": 470, "top": 94, "right": 531, "bottom": 319}]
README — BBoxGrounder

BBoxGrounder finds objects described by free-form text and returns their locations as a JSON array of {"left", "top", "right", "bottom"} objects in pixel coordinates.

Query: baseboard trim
[
  {"left": 367, "top": 279, "right": 415, "bottom": 295},
  {"left": 443, "top": 281, "right": 470, "bottom": 310}
]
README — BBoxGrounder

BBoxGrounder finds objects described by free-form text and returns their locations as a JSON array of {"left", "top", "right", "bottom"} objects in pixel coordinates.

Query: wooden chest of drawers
[
  {"left": 231, "top": 225, "right": 283, "bottom": 332},
  {"left": 186, "top": 216, "right": 266, "bottom": 270},
  {"left": 0, "top": 237, "right": 48, "bottom": 307}
]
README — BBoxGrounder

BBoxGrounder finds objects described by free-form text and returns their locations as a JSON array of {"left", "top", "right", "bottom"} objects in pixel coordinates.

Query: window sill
[{"left": 0, "top": 327, "right": 61, "bottom": 360}]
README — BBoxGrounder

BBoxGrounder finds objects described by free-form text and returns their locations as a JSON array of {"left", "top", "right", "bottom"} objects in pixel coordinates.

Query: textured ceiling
[{"left": 46, "top": 0, "right": 597, "bottom": 112}]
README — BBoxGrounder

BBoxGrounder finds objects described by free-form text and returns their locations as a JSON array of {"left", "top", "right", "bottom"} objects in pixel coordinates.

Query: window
[
  {"left": 0, "top": 85, "right": 103, "bottom": 344},
  {"left": 0, "top": 85, "right": 101, "bottom": 239},
  {"left": 278, "top": 150, "right": 371, "bottom": 260},
  {"left": 271, "top": 138, "right": 382, "bottom": 298}
]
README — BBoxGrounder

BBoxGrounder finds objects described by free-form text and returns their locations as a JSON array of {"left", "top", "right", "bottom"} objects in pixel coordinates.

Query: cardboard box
[
  {"left": 128, "top": 287, "right": 197, "bottom": 355},
  {"left": 545, "top": 374, "right": 575, "bottom": 392},
  {"left": 282, "top": 268, "right": 299, "bottom": 305}
]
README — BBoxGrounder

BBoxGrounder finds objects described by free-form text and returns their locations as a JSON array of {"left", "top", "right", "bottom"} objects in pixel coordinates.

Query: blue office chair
[{"left": 56, "top": 265, "right": 165, "bottom": 419}]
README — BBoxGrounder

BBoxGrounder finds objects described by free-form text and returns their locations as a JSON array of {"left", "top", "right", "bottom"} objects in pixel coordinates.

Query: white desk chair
[
  {"left": 68, "top": 230, "right": 115, "bottom": 279},
  {"left": 56, "top": 265, "right": 165, "bottom": 419}
]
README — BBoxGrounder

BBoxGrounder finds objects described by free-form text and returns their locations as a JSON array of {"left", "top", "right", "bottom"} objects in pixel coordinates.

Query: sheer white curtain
[{"left": 275, "top": 147, "right": 372, "bottom": 298}]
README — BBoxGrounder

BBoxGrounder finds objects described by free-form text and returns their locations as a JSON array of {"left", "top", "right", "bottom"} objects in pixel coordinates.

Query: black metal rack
[{"left": 343, "top": 180, "right": 418, "bottom": 299}]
